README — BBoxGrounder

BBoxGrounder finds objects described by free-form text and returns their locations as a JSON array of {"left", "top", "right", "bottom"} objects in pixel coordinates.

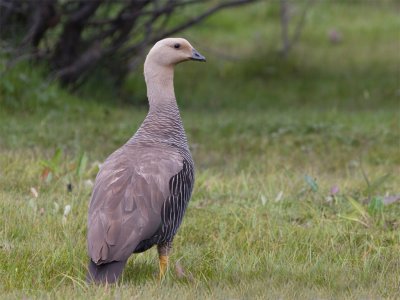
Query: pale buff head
[
  {"left": 144, "top": 38, "right": 205, "bottom": 102},
  {"left": 145, "top": 38, "right": 206, "bottom": 68}
]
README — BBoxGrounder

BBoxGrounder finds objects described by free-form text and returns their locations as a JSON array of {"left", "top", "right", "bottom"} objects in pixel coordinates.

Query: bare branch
[
  {"left": 290, "top": 0, "right": 313, "bottom": 47},
  {"left": 280, "top": 0, "right": 314, "bottom": 57},
  {"left": 2, "top": 0, "right": 259, "bottom": 87},
  {"left": 154, "top": 0, "right": 258, "bottom": 41},
  {"left": 122, "top": 0, "right": 259, "bottom": 57},
  {"left": 21, "top": 0, "right": 58, "bottom": 48},
  {"left": 55, "top": 41, "right": 103, "bottom": 84},
  {"left": 69, "top": 0, "right": 103, "bottom": 24}
]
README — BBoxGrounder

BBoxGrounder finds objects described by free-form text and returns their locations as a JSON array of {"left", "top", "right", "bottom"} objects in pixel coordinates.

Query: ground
[{"left": 0, "top": 1, "right": 399, "bottom": 299}]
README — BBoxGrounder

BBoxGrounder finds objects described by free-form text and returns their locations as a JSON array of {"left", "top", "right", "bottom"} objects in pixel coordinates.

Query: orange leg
[
  {"left": 157, "top": 243, "right": 172, "bottom": 281},
  {"left": 158, "top": 255, "right": 169, "bottom": 280}
]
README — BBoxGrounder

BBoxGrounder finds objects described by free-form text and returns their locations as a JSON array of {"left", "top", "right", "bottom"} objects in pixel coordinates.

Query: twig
[
  {"left": 291, "top": 0, "right": 313, "bottom": 47},
  {"left": 155, "top": 0, "right": 259, "bottom": 41},
  {"left": 279, "top": 0, "right": 314, "bottom": 56}
]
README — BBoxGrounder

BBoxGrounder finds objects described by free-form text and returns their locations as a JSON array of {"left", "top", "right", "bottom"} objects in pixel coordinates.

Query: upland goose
[{"left": 87, "top": 38, "right": 205, "bottom": 283}]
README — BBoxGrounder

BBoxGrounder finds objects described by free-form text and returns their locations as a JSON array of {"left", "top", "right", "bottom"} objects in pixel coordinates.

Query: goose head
[{"left": 145, "top": 37, "right": 206, "bottom": 67}]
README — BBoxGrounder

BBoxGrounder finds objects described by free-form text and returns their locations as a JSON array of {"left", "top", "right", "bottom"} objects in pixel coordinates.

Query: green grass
[
  {"left": 0, "top": 107, "right": 399, "bottom": 299},
  {"left": 1, "top": 1, "right": 400, "bottom": 299}
]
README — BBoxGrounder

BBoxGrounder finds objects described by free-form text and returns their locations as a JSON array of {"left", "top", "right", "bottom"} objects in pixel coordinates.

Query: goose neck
[{"left": 144, "top": 62, "right": 176, "bottom": 107}]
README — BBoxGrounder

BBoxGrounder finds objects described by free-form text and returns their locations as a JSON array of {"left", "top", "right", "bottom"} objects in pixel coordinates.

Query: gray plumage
[{"left": 86, "top": 38, "right": 205, "bottom": 283}]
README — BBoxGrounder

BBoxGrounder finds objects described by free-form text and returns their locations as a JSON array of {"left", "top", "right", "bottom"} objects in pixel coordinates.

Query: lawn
[{"left": 0, "top": 1, "right": 399, "bottom": 299}]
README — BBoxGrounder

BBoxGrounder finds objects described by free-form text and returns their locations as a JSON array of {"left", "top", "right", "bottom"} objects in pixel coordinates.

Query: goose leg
[{"left": 157, "top": 242, "right": 172, "bottom": 280}]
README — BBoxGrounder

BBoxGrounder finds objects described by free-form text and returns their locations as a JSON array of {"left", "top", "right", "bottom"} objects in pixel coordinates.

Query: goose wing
[{"left": 87, "top": 145, "right": 182, "bottom": 264}]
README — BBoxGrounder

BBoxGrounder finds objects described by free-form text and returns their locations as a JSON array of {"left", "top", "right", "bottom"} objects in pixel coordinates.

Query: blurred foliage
[
  {"left": 0, "top": 0, "right": 256, "bottom": 85},
  {"left": 1, "top": 0, "right": 398, "bottom": 111}
]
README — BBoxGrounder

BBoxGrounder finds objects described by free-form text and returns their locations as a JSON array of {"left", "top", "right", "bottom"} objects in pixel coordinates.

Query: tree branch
[
  {"left": 280, "top": 0, "right": 314, "bottom": 57},
  {"left": 155, "top": 0, "right": 258, "bottom": 41},
  {"left": 122, "top": 0, "right": 259, "bottom": 57},
  {"left": 21, "top": 0, "right": 58, "bottom": 48}
]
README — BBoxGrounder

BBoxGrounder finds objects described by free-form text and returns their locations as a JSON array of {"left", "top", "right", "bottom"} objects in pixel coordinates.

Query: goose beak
[{"left": 191, "top": 48, "right": 206, "bottom": 62}]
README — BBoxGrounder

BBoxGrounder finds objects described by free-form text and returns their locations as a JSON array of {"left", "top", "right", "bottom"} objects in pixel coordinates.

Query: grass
[
  {"left": 0, "top": 108, "right": 399, "bottom": 299},
  {"left": 0, "top": 1, "right": 399, "bottom": 299}
]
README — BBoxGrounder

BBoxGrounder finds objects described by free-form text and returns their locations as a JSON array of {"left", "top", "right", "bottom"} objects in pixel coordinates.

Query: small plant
[
  {"left": 39, "top": 148, "right": 63, "bottom": 183},
  {"left": 75, "top": 152, "right": 88, "bottom": 180},
  {"left": 340, "top": 197, "right": 372, "bottom": 228},
  {"left": 340, "top": 196, "right": 387, "bottom": 228},
  {"left": 304, "top": 174, "right": 318, "bottom": 192}
]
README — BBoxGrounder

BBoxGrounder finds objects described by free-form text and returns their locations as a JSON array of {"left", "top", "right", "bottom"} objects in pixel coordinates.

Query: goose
[{"left": 86, "top": 38, "right": 205, "bottom": 283}]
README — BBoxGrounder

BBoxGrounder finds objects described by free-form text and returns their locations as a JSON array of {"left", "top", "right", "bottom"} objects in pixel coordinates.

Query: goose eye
[{"left": 174, "top": 43, "right": 180, "bottom": 49}]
